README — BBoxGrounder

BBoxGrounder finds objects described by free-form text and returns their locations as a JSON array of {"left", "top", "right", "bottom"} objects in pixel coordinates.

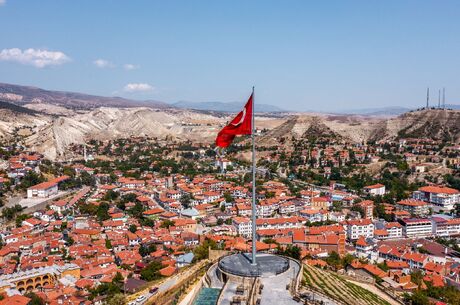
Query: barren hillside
[
  {"left": 1, "top": 83, "right": 459, "bottom": 161},
  {"left": 259, "top": 109, "right": 460, "bottom": 146}
]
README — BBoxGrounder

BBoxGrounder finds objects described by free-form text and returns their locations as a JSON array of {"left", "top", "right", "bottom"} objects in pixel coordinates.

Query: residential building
[
  {"left": 363, "top": 184, "right": 386, "bottom": 196},
  {"left": 232, "top": 217, "right": 252, "bottom": 237},
  {"left": 344, "top": 219, "right": 374, "bottom": 240},
  {"left": 385, "top": 222, "right": 403, "bottom": 239},
  {"left": 395, "top": 199, "right": 430, "bottom": 217},
  {"left": 398, "top": 218, "right": 432, "bottom": 238},
  {"left": 27, "top": 181, "right": 58, "bottom": 198},
  {"left": 413, "top": 185, "right": 460, "bottom": 212},
  {"left": 359, "top": 200, "right": 374, "bottom": 220},
  {"left": 432, "top": 217, "right": 460, "bottom": 237}
]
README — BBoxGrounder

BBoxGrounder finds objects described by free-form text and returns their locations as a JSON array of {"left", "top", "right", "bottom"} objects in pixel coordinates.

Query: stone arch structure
[{"left": 13, "top": 273, "right": 55, "bottom": 292}]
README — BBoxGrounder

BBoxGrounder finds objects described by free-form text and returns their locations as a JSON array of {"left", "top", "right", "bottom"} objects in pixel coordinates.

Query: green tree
[
  {"left": 106, "top": 294, "right": 126, "bottom": 305},
  {"left": 19, "top": 171, "right": 44, "bottom": 190},
  {"left": 160, "top": 219, "right": 175, "bottom": 228},
  {"left": 103, "top": 190, "right": 119, "bottom": 201},
  {"left": 24, "top": 292, "right": 45, "bottom": 305},
  {"left": 97, "top": 202, "right": 110, "bottom": 221},
  {"left": 129, "top": 224, "right": 137, "bottom": 233},
  {"left": 140, "top": 261, "right": 163, "bottom": 281},
  {"left": 403, "top": 291, "right": 429, "bottom": 305},
  {"left": 411, "top": 270, "right": 424, "bottom": 286},
  {"left": 180, "top": 194, "right": 191, "bottom": 208},
  {"left": 325, "top": 251, "right": 342, "bottom": 269},
  {"left": 1, "top": 204, "right": 23, "bottom": 220},
  {"left": 341, "top": 253, "right": 355, "bottom": 268},
  {"left": 112, "top": 272, "right": 124, "bottom": 288},
  {"left": 139, "top": 244, "right": 157, "bottom": 257},
  {"left": 223, "top": 192, "right": 234, "bottom": 203},
  {"left": 15, "top": 214, "right": 30, "bottom": 227},
  {"left": 80, "top": 171, "right": 96, "bottom": 186},
  {"left": 193, "top": 238, "right": 218, "bottom": 261},
  {"left": 278, "top": 245, "right": 301, "bottom": 260},
  {"left": 79, "top": 203, "right": 98, "bottom": 215}
]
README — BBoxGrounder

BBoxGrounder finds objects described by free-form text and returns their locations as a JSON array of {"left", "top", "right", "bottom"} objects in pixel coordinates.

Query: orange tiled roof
[{"left": 419, "top": 185, "right": 459, "bottom": 194}]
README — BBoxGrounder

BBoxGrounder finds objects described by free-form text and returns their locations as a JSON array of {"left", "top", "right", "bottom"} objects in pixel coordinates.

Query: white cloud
[
  {"left": 0, "top": 48, "right": 70, "bottom": 68},
  {"left": 123, "top": 64, "right": 138, "bottom": 70},
  {"left": 123, "top": 83, "right": 154, "bottom": 92},
  {"left": 0, "top": 0, "right": 5, "bottom": 6},
  {"left": 93, "top": 59, "right": 115, "bottom": 68}
]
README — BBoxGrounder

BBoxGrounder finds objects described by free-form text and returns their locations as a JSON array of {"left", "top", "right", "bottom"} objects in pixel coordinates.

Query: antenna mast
[
  {"left": 426, "top": 87, "right": 429, "bottom": 109},
  {"left": 443, "top": 88, "right": 446, "bottom": 109},
  {"left": 438, "top": 89, "right": 441, "bottom": 109}
]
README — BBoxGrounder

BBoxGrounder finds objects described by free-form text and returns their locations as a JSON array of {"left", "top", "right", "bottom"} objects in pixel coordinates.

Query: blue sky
[{"left": 0, "top": 0, "right": 459, "bottom": 111}]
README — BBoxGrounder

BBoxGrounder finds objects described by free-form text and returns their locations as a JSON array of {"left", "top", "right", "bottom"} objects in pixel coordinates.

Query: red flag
[{"left": 215, "top": 94, "right": 253, "bottom": 148}]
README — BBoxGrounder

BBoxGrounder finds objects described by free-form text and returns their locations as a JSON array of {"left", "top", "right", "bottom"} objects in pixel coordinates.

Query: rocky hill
[
  {"left": 0, "top": 83, "right": 459, "bottom": 160},
  {"left": 384, "top": 109, "right": 460, "bottom": 142},
  {"left": 259, "top": 109, "right": 460, "bottom": 147},
  {"left": 22, "top": 107, "right": 225, "bottom": 160}
]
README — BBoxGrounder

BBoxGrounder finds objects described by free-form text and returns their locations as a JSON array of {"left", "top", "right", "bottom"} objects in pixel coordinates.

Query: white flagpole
[{"left": 251, "top": 86, "right": 257, "bottom": 265}]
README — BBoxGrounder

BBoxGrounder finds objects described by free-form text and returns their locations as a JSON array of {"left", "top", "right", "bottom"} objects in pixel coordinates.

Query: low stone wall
[
  {"left": 146, "top": 261, "right": 211, "bottom": 305},
  {"left": 209, "top": 249, "right": 230, "bottom": 261},
  {"left": 184, "top": 277, "right": 205, "bottom": 305}
]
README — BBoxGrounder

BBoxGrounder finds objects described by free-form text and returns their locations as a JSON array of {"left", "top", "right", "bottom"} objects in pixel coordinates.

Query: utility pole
[
  {"left": 426, "top": 87, "right": 429, "bottom": 109},
  {"left": 438, "top": 89, "right": 441, "bottom": 109},
  {"left": 443, "top": 88, "right": 446, "bottom": 109}
]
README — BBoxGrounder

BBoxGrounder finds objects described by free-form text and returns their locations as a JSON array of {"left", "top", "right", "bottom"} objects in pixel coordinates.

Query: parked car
[
  {"left": 149, "top": 287, "right": 159, "bottom": 294},
  {"left": 136, "top": 295, "right": 146, "bottom": 303}
]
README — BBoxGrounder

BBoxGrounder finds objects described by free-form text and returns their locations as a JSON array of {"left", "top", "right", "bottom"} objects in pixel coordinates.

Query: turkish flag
[{"left": 215, "top": 94, "right": 253, "bottom": 148}]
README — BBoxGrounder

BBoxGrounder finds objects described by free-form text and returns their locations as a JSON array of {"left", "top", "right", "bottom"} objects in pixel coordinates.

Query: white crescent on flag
[{"left": 231, "top": 107, "right": 246, "bottom": 126}]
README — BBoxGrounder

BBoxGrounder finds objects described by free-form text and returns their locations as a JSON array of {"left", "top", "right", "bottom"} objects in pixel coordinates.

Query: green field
[{"left": 302, "top": 264, "right": 391, "bottom": 305}]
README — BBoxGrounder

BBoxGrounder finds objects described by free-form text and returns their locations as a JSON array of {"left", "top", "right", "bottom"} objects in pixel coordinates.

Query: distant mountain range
[
  {"left": 1, "top": 82, "right": 459, "bottom": 115},
  {"left": 0, "top": 82, "right": 286, "bottom": 113},
  {"left": 172, "top": 101, "right": 286, "bottom": 113},
  {"left": 335, "top": 104, "right": 460, "bottom": 116},
  {"left": 0, "top": 82, "right": 169, "bottom": 109},
  {"left": 335, "top": 106, "right": 411, "bottom": 116}
]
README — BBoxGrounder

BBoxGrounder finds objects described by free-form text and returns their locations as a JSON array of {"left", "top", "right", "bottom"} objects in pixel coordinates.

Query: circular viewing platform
[{"left": 218, "top": 253, "right": 290, "bottom": 278}]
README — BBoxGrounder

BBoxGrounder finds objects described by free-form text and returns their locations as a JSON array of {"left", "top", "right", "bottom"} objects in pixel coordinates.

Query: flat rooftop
[{"left": 218, "top": 253, "right": 289, "bottom": 277}]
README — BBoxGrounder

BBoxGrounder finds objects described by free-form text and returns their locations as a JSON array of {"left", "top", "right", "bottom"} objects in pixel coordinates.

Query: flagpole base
[{"left": 218, "top": 253, "right": 289, "bottom": 277}]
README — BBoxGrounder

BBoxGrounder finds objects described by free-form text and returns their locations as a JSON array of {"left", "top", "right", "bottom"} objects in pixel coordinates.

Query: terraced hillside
[{"left": 302, "top": 264, "right": 392, "bottom": 305}]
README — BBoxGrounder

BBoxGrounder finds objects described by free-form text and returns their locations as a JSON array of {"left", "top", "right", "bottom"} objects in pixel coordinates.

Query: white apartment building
[
  {"left": 27, "top": 181, "right": 58, "bottom": 198},
  {"left": 279, "top": 202, "right": 296, "bottom": 215},
  {"left": 432, "top": 217, "right": 460, "bottom": 237},
  {"left": 385, "top": 222, "right": 403, "bottom": 239},
  {"left": 395, "top": 199, "right": 430, "bottom": 217},
  {"left": 399, "top": 218, "right": 432, "bottom": 238},
  {"left": 232, "top": 217, "right": 252, "bottom": 237},
  {"left": 256, "top": 201, "right": 279, "bottom": 218},
  {"left": 363, "top": 183, "right": 386, "bottom": 196},
  {"left": 413, "top": 185, "right": 460, "bottom": 212},
  {"left": 344, "top": 219, "right": 375, "bottom": 240},
  {"left": 299, "top": 209, "right": 328, "bottom": 223},
  {"left": 328, "top": 212, "right": 346, "bottom": 223},
  {"left": 255, "top": 216, "right": 304, "bottom": 231}
]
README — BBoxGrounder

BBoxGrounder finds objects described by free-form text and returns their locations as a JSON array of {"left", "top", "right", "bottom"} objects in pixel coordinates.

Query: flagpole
[{"left": 251, "top": 86, "right": 257, "bottom": 265}]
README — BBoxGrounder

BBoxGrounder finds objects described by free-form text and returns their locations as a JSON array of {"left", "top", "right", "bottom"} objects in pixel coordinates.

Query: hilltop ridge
[{"left": 0, "top": 83, "right": 459, "bottom": 160}]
